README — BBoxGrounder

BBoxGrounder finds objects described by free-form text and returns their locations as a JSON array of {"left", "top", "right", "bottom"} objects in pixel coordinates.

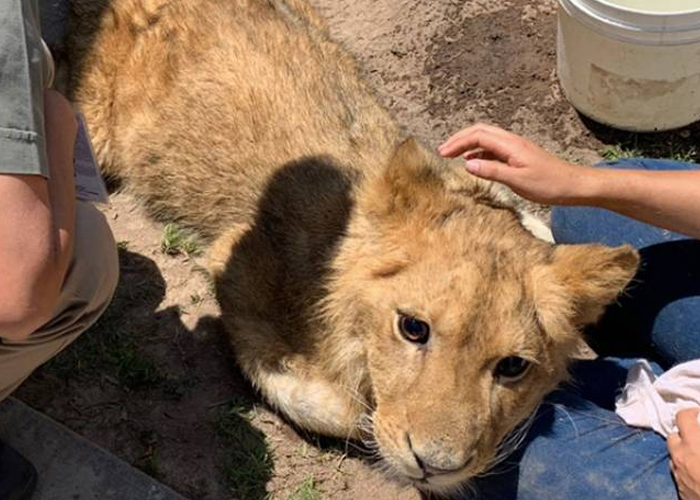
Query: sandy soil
[{"left": 18, "top": 0, "right": 699, "bottom": 499}]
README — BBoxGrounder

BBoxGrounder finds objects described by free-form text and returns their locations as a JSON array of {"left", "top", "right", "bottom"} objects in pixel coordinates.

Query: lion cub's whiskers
[{"left": 480, "top": 405, "right": 540, "bottom": 475}]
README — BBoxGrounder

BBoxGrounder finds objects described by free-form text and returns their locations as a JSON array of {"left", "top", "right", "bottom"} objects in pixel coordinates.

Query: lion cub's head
[{"left": 328, "top": 138, "right": 638, "bottom": 491}]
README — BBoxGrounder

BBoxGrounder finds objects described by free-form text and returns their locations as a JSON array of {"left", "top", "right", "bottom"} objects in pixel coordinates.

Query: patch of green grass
[
  {"left": 600, "top": 145, "right": 642, "bottom": 161},
  {"left": 598, "top": 129, "right": 699, "bottom": 165},
  {"left": 45, "top": 311, "right": 164, "bottom": 391},
  {"left": 601, "top": 142, "right": 699, "bottom": 163},
  {"left": 161, "top": 375, "right": 195, "bottom": 402},
  {"left": 138, "top": 451, "right": 160, "bottom": 478},
  {"left": 107, "top": 346, "right": 164, "bottom": 390},
  {"left": 172, "top": 303, "right": 187, "bottom": 317},
  {"left": 182, "top": 239, "right": 201, "bottom": 256},
  {"left": 39, "top": 248, "right": 169, "bottom": 393},
  {"left": 161, "top": 223, "right": 202, "bottom": 257},
  {"left": 288, "top": 478, "right": 322, "bottom": 500},
  {"left": 216, "top": 398, "right": 273, "bottom": 500},
  {"left": 135, "top": 430, "right": 161, "bottom": 478},
  {"left": 117, "top": 240, "right": 130, "bottom": 251},
  {"left": 668, "top": 143, "right": 698, "bottom": 163}
]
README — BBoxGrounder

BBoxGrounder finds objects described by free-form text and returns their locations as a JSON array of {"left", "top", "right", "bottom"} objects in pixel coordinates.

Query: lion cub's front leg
[
  {"left": 224, "top": 316, "right": 364, "bottom": 439},
  {"left": 208, "top": 227, "right": 364, "bottom": 438},
  {"left": 252, "top": 349, "right": 365, "bottom": 438}
]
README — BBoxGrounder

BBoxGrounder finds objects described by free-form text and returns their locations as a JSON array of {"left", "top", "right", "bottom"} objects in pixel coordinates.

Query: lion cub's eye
[
  {"left": 494, "top": 356, "right": 531, "bottom": 382},
  {"left": 397, "top": 314, "right": 430, "bottom": 345}
]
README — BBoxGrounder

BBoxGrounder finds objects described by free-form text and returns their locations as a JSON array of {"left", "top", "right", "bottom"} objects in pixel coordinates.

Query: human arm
[
  {"left": 0, "top": 91, "right": 77, "bottom": 340},
  {"left": 668, "top": 408, "right": 700, "bottom": 500},
  {"left": 438, "top": 123, "right": 700, "bottom": 239}
]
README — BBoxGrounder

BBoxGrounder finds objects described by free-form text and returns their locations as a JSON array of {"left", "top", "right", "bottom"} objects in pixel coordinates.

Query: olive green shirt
[{"left": 0, "top": 0, "right": 50, "bottom": 177}]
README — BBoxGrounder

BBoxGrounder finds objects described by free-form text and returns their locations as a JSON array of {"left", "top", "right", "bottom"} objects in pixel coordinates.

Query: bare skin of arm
[
  {"left": 438, "top": 123, "right": 700, "bottom": 239},
  {"left": 0, "top": 90, "right": 77, "bottom": 340}
]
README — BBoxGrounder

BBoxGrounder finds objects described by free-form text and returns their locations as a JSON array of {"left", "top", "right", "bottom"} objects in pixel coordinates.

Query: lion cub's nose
[{"left": 407, "top": 435, "right": 474, "bottom": 475}]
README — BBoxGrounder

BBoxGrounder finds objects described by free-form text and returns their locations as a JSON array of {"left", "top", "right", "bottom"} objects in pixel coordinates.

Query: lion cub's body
[
  {"left": 66, "top": 0, "right": 638, "bottom": 490},
  {"left": 67, "top": 0, "right": 398, "bottom": 238}
]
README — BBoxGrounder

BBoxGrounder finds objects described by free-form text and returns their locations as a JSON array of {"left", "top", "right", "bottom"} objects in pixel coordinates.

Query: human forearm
[
  {"left": 0, "top": 183, "right": 73, "bottom": 342},
  {"left": 0, "top": 0, "right": 51, "bottom": 178},
  {"left": 439, "top": 124, "right": 700, "bottom": 239},
  {"left": 583, "top": 168, "right": 700, "bottom": 239},
  {"left": 0, "top": 176, "right": 64, "bottom": 339},
  {"left": 0, "top": 173, "right": 74, "bottom": 341},
  {"left": 0, "top": 91, "right": 76, "bottom": 340}
]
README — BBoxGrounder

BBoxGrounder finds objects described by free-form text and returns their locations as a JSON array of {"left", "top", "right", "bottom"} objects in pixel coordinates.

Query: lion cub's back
[{"left": 68, "top": 0, "right": 397, "bottom": 237}]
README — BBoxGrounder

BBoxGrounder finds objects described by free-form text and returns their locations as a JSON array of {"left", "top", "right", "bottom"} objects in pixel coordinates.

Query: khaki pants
[{"left": 0, "top": 201, "right": 119, "bottom": 400}]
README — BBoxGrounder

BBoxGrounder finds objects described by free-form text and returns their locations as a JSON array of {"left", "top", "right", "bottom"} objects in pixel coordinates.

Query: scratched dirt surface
[{"left": 17, "top": 0, "right": 699, "bottom": 499}]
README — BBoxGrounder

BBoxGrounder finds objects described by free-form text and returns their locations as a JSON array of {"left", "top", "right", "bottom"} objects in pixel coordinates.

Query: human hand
[
  {"left": 437, "top": 123, "right": 599, "bottom": 205},
  {"left": 669, "top": 408, "right": 700, "bottom": 500}
]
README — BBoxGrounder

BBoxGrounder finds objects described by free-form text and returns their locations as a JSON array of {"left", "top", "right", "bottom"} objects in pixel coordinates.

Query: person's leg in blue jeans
[
  {"left": 467, "top": 358, "right": 675, "bottom": 500},
  {"left": 553, "top": 158, "right": 700, "bottom": 368},
  {"left": 462, "top": 159, "right": 700, "bottom": 500}
]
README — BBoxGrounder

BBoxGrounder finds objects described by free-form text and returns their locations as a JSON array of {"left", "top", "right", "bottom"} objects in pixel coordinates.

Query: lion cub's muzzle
[
  {"left": 406, "top": 433, "right": 478, "bottom": 488},
  {"left": 408, "top": 433, "right": 475, "bottom": 473},
  {"left": 374, "top": 417, "right": 484, "bottom": 491}
]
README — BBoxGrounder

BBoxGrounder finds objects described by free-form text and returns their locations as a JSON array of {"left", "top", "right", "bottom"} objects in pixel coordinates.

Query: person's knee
[{"left": 0, "top": 204, "right": 117, "bottom": 402}]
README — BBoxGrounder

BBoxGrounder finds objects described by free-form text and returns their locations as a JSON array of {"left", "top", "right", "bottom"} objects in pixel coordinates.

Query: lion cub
[{"left": 65, "top": 0, "right": 638, "bottom": 491}]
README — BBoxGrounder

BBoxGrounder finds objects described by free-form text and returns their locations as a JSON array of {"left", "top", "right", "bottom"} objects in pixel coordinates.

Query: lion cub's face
[{"left": 337, "top": 139, "right": 638, "bottom": 491}]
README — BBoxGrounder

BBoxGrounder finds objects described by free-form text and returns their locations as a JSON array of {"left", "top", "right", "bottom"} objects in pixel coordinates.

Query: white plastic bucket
[{"left": 557, "top": 0, "right": 700, "bottom": 131}]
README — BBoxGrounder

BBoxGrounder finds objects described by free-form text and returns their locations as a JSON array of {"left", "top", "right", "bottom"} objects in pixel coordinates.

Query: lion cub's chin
[
  {"left": 372, "top": 423, "right": 485, "bottom": 493},
  {"left": 383, "top": 451, "right": 479, "bottom": 494},
  {"left": 415, "top": 468, "right": 476, "bottom": 493}
]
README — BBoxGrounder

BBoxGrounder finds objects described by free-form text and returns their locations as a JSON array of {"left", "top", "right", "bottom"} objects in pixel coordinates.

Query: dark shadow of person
[
  {"left": 18, "top": 248, "right": 274, "bottom": 500},
  {"left": 578, "top": 113, "right": 699, "bottom": 162}
]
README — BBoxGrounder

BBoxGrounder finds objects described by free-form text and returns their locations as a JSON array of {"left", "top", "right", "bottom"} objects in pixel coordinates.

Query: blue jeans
[{"left": 467, "top": 159, "right": 700, "bottom": 500}]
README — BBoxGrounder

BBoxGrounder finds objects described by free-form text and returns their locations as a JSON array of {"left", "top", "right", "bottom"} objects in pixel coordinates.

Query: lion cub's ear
[
  {"left": 534, "top": 244, "right": 639, "bottom": 336},
  {"left": 360, "top": 137, "right": 451, "bottom": 220}
]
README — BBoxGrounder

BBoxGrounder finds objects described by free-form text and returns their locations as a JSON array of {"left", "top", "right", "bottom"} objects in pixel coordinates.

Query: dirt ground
[{"left": 17, "top": 0, "right": 699, "bottom": 499}]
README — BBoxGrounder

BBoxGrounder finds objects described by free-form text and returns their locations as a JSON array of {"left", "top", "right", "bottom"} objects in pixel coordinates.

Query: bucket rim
[
  {"left": 559, "top": 0, "right": 700, "bottom": 44},
  {"left": 563, "top": 0, "right": 700, "bottom": 24},
  {"left": 594, "top": 0, "right": 700, "bottom": 16}
]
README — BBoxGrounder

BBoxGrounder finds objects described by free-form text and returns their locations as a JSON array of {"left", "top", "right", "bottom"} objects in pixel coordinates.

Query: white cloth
[{"left": 615, "top": 359, "right": 700, "bottom": 438}]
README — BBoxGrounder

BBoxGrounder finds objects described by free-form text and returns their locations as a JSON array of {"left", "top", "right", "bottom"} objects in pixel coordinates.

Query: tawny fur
[{"left": 64, "top": 0, "right": 639, "bottom": 490}]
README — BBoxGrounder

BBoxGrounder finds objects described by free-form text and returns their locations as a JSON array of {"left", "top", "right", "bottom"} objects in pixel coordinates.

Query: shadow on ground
[
  {"left": 19, "top": 248, "right": 274, "bottom": 500},
  {"left": 582, "top": 116, "right": 700, "bottom": 163}
]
